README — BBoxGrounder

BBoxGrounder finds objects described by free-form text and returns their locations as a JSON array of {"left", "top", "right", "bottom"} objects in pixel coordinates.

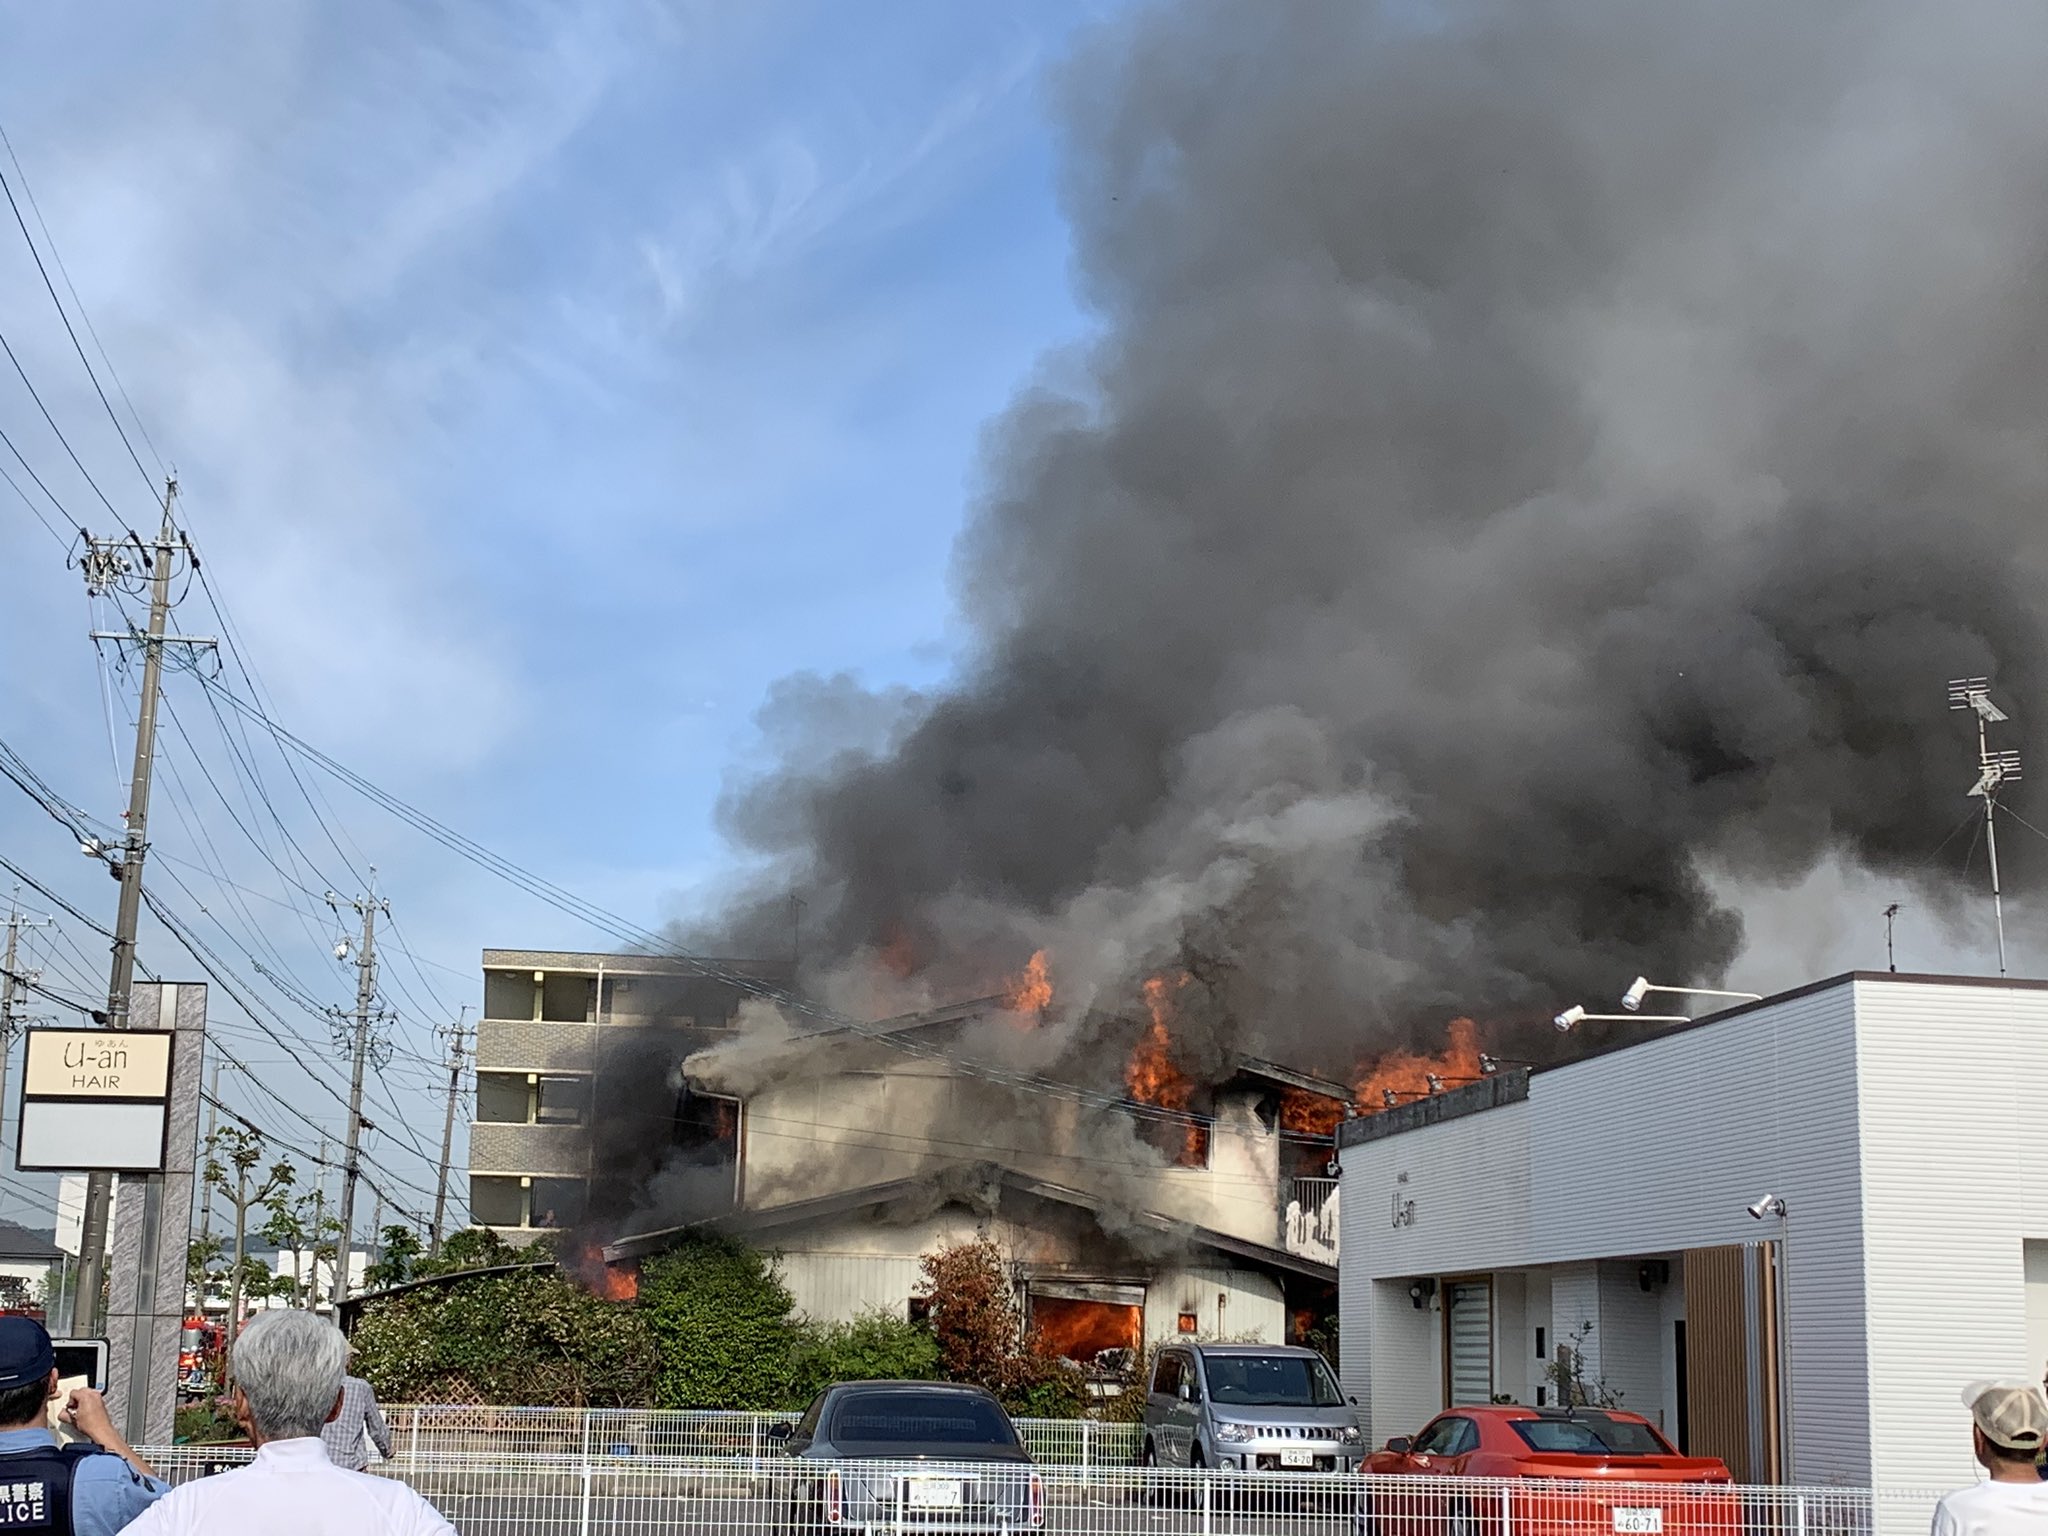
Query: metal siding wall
[
  {"left": 1596, "top": 1261, "right": 1666, "bottom": 1429},
  {"left": 1142, "top": 1267, "right": 1283, "bottom": 1346},
  {"left": 1852, "top": 981, "right": 2048, "bottom": 1488},
  {"left": 778, "top": 1251, "right": 926, "bottom": 1325},
  {"left": 1370, "top": 1278, "right": 1442, "bottom": 1445},
  {"left": 1549, "top": 1263, "right": 1601, "bottom": 1386},
  {"left": 2026, "top": 1243, "right": 2048, "bottom": 1385},
  {"left": 1525, "top": 988, "right": 1869, "bottom": 1484},
  {"left": 1338, "top": 1100, "right": 1535, "bottom": 1279},
  {"left": 1339, "top": 1167, "right": 1375, "bottom": 1408}
]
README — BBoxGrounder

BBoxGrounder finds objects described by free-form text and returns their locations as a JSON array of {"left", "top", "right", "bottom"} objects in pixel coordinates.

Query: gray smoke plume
[{"left": 701, "top": 0, "right": 2048, "bottom": 1081}]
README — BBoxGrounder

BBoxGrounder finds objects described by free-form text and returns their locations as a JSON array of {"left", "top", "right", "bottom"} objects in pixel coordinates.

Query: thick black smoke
[{"left": 705, "top": 0, "right": 2048, "bottom": 1073}]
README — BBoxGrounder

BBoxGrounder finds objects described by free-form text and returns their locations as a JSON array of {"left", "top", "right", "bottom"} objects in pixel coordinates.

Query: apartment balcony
[{"left": 1284, "top": 1176, "right": 1339, "bottom": 1264}]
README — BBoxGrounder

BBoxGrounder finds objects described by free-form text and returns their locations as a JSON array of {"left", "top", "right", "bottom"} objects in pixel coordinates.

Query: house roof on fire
[
  {"left": 599, "top": 1160, "right": 1339, "bottom": 1284},
  {"left": 683, "top": 997, "right": 1354, "bottom": 1105}
]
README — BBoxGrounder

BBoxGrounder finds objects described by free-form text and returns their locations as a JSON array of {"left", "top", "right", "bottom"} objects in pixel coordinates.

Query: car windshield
[
  {"left": 1512, "top": 1418, "right": 1671, "bottom": 1456},
  {"left": 831, "top": 1392, "right": 1021, "bottom": 1446},
  {"left": 1202, "top": 1355, "right": 1345, "bottom": 1407}
]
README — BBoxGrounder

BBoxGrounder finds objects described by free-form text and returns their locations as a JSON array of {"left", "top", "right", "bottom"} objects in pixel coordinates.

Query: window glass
[
  {"left": 1411, "top": 1418, "right": 1461, "bottom": 1456},
  {"left": 535, "top": 1074, "right": 591, "bottom": 1125},
  {"left": 528, "top": 1179, "right": 587, "bottom": 1229},
  {"left": 475, "top": 1073, "right": 531, "bottom": 1124},
  {"left": 1511, "top": 1417, "right": 1672, "bottom": 1457},
  {"left": 482, "top": 972, "right": 533, "bottom": 1021},
  {"left": 795, "top": 1397, "right": 825, "bottom": 1440},
  {"left": 829, "top": 1391, "right": 1019, "bottom": 1447},
  {"left": 1202, "top": 1354, "right": 1344, "bottom": 1407},
  {"left": 1444, "top": 1418, "right": 1480, "bottom": 1456},
  {"left": 1153, "top": 1354, "right": 1183, "bottom": 1396},
  {"left": 468, "top": 1176, "right": 526, "bottom": 1227}
]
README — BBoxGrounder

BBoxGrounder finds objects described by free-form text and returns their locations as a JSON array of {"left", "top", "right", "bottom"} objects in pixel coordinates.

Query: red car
[{"left": 1359, "top": 1406, "right": 1736, "bottom": 1536}]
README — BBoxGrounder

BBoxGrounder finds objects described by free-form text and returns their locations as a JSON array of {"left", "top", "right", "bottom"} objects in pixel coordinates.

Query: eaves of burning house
[{"left": 601, "top": 998, "right": 1348, "bottom": 1358}]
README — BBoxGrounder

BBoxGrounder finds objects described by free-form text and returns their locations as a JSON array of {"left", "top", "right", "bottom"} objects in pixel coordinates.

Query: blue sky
[{"left": 0, "top": 0, "right": 1122, "bottom": 1230}]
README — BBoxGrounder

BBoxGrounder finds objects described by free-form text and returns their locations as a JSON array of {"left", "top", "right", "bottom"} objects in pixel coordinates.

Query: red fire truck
[{"left": 177, "top": 1317, "right": 225, "bottom": 1398}]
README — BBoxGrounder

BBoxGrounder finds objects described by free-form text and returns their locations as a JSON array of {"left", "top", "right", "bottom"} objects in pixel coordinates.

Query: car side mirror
[
  {"left": 1349, "top": 1396, "right": 1359, "bottom": 1407},
  {"left": 1384, "top": 1437, "right": 1412, "bottom": 1454},
  {"left": 1177, "top": 1381, "right": 1191, "bottom": 1402},
  {"left": 767, "top": 1422, "right": 793, "bottom": 1441}
]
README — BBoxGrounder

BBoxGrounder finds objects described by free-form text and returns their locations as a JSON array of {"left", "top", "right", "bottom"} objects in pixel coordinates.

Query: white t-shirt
[
  {"left": 1931, "top": 1477, "right": 2048, "bottom": 1536},
  {"left": 122, "top": 1438, "right": 455, "bottom": 1536}
]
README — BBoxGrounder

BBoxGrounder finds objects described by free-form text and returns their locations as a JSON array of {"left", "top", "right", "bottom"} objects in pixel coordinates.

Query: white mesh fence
[
  {"left": 375, "top": 1408, "right": 1147, "bottom": 1469},
  {"left": 137, "top": 1448, "right": 1945, "bottom": 1536}
]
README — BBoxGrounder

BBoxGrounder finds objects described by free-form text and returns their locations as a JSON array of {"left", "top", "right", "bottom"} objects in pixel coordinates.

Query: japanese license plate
[
  {"left": 1613, "top": 1509, "right": 1664, "bottom": 1534},
  {"left": 907, "top": 1479, "right": 965, "bottom": 1509},
  {"left": 1279, "top": 1448, "right": 1315, "bottom": 1468}
]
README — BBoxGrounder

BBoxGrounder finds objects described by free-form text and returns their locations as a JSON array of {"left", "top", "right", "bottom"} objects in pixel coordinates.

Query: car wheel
[
  {"left": 1141, "top": 1440, "right": 1160, "bottom": 1507},
  {"left": 1355, "top": 1490, "right": 1380, "bottom": 1536},
  {"left": 1447, "top": 1498, "right": 1480, "bottom": 1536}
]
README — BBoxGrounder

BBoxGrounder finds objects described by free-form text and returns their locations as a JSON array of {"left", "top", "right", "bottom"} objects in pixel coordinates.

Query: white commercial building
[{"left": 1335, "top": 972, "right": 2048, "bottom": 1493}]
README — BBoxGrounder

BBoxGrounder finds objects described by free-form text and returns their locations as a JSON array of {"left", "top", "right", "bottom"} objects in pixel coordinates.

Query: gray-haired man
[{"left": 123, "top": 1311, "right": 452, "bottom": 1535}]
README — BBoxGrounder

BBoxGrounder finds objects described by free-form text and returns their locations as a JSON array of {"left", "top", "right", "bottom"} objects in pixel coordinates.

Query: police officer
[{"left": 0, "top": 1316, "right": 165, "bottom": 1534}]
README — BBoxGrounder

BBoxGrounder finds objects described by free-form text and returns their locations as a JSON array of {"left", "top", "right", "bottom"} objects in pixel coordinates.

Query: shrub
[
  {"left": 790, "top": 1310, "right": 941, "bottom": 1402},
  {"left": 637, "top": 1234, "right": 806, "bottom": 1409},
  {"left": 351, "top": 1268, "right": 658, "bottom": 1406}
]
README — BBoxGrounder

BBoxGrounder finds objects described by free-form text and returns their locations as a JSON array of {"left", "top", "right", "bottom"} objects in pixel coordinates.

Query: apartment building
[{"left": 467, "top": 948, "right": 790, "bottom": 1241}]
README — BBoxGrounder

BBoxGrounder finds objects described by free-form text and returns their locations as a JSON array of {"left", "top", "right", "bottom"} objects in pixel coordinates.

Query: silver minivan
[{"left": 1142, "top": 1344, "right": 1363, "bottom": 1473}]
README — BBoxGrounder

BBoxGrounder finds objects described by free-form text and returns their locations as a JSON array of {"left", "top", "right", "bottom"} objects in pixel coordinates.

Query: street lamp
[
  {"left": 1552, "top": 1004, "right": 1691, "bottom": 1032},
  {"left": 1621, "top": 976, "right": 1761, "bottom": 1012}
]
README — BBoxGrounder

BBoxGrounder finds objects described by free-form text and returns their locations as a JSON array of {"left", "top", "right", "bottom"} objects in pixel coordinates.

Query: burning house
[{"left": 593, "top": 988, "right": 1353, "bottom": 1361}]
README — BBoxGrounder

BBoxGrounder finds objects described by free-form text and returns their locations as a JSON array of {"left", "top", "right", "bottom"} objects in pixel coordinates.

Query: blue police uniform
[{"left": 0, "top": 1318, "right": 165, "bottom": 1535}]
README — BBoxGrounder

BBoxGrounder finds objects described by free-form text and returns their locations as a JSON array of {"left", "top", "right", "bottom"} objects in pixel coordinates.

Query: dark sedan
[{"left": 772, "top": 1381, "right": 1044, "bottom": 1535}]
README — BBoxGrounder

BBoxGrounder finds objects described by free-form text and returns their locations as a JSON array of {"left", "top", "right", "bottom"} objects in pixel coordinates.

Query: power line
[
  {"left": 0, "top": 121, "right": 164, "bottom": 479},
  {"left": 186, "top": 670, "right": 1247, "bottom": 1137},
  {"left": 0, "top": 165, "right": 155, "bottom": 496},
  {"left": 0, "top": 321, "right": 130, "bottom": 523}
]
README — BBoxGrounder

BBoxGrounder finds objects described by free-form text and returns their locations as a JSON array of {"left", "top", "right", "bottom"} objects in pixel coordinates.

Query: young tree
[
  {"left": 917, "top": 1239, "right": 1085, "bottom": 1417},
  {"left": 920, "top": 1239, "right": 1023, "bottom": 1394},
  {"left": 364, "top": 1225, "right": 424, "bottom": 1290},
  {"left": 186, "top": 1235, "right": 225, "bottom": 1311},
  {"left": 202, "top": 1127, "right": 293, "bottom": 1343}
]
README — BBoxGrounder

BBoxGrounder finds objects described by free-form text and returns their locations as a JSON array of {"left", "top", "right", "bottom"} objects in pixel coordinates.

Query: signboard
[{"left": 16, "top": 1028, "right": 175, "bottom": 1173}]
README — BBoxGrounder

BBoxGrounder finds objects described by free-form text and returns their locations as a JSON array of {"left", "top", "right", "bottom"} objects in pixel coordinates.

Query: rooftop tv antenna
[
  {"left": 1948, "top": 678, "right": 2020, "bottom": 976},
  {"left": 1882, "top": 903, "right": 1901, "bottom": 973}
]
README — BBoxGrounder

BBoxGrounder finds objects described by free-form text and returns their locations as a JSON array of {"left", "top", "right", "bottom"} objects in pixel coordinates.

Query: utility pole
[
  {"left": 198, "top": 1062, "right": 221, "bottom": 1245},
  {"left": 368, "top": 1191, "right": 383, "bottom": 1281},
  {"left": 429, "top": 1012, "right": 470, "bottom": 1255},
  {"left": 327, "top": 886, "right": 386, "bottom": 1309},
  {"left": 0, "top": 897, "right": 54, "bottom": 1161},
  {"left": 310, "top": 1138, "right": 327, "bottom": 1308},
  {"left": 72, "top": 478, "right": 213, "bottom": 1337}
]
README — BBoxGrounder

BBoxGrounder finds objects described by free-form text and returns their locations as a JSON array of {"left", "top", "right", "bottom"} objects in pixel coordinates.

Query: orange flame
[
  {"left": 1126, "top": 974, "right": 1207, "bottom": 1166},
  {"left": 1004, "top": 950, "right": 1053, "bottom": 1015},
  {"left": 1354, "top": 1017, "right": 1484, "bottom": 1113},
  {"left": 1031, "top": 1295, "right": 1142, "bottom": 1363},
  {"left": 1279, "top": 1088, "right": 1345, "bottom": 1137},
  {"left": 572, "top": 1243, "right": 640, "bottom": 1302}
]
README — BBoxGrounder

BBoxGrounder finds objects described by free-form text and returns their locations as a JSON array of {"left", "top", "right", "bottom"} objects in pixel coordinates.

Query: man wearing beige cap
[{"left": 1933, "top": 1382, "right": 2048, "bottom": 1536}]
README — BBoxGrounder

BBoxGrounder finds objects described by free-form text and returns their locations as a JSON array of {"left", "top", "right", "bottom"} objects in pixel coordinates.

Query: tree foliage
[
  {"left": 638, "top": 1235, "right": 803, "bottom": 1409},
  {"left": 918, "top": 1240, "right": 1085, "bottom": 1418},
  {"left": 365, "top": 1226, "right": 425, "bottom": 1290}
]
